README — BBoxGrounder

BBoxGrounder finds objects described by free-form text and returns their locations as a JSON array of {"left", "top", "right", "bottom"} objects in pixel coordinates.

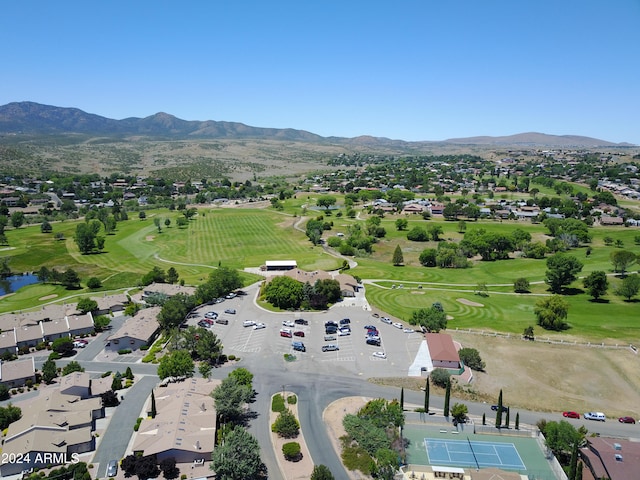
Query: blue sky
[{"left": 2, "top": 1, "right": 639, "bottom": 144}]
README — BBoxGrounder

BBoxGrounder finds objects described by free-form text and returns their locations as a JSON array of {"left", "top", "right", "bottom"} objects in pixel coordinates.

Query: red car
[
  {"left": 293, "top": 331, "right": 305, "bottom": 337},
  {"left": 280, "top": 328, "right": 292, "bottom": 338},
  {"left": 619, "top": 416, "right": 636, "bottom": 424},
  {"left": 563, "top": 411, "right": 580, "bottom": 419}
]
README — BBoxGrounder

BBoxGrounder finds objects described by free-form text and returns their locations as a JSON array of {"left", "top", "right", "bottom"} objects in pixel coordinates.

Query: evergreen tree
[
  {"left": 424, "top": 378, "right": 430, "bottom": 413},
  {"left": 42, "top": 358, "right": 57, "bottom": 384},
  {"left": 495, "top": 389, "right": 503, "bottom": 427},
  {"left": 575, "top": 462, "right": 583, "bottom": 480},
  {"left": 482, "top": 413, "right": 486, "bottom": 425},
  {"left": 505, "top": 407, "right": 510, "bottom": 428},
  {"left": 515, "top": 412, "right": 520, "bottom": 430},
  {"left": 568, "top": 441, "right": 578, "bottom": 480},
  {"left": 400, "top": 387, "right": 404, "bottom": 411},
  {"left": 392, "top": 244, "right": 404, "bottom": 266},
  {"left": 444, "top": 378, "right": 451, "bottom": 417},
  {"left": 151, "top": 390, "right": 157, "bottom": 419}
]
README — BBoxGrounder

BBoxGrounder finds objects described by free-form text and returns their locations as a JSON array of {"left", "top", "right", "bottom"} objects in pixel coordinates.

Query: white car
[
  {"left": 403, "top": 328, "right": 415, "bottom": 333},
  {"left": 338, "top": 328, "right": 351, "bottom": 336},
  {"left": 73, "top": 341, "right": 86, "bottom": 348},
  {"left": 392, "top": 322, "right": 403, "bottom": 329},
  {"left": 205, "top": 311, "right": 219, "bottom": 319},
  {"left": 243, "top": 320, "right": 256, "bottom": 327},
  {"left": 372, "top": 351, "right": 387, "bottom": 359},
  {"left": 253, "top": 322, "right": 266, "bottom": 330},
  {"left": 381, "top": 317, "right": 392, "bottom": 324},
  {"left": 282, "top": 320, "right": 295, "bottom": 327}
]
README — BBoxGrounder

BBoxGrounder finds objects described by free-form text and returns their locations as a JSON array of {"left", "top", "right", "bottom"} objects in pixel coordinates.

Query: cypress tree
[
  {"left": 515, "top": 412, "right": 520, "bottom": 430},
  {"left": 568, "top": 441, "right": 578, "bottom": 480},
  {"left": 392, "top": 245, "right": 404, "bottom": 266},
  {"left": 424, "top": 378, "right": 430, "bottom": 413},
  {"left": 151, "top": 390, "right": 157, "bottom": 419},
  {"left": 444, "top": 378, "right": 451, "bottom": 417},
  {"left": 575, "top": 462, "right": 583, "bottom": 480},
  {"left": 400, "top": 387, "right": 404, "bottom": 411},
  {"left": 495, "top": 389, "right": 503, "bottom": 428},
  {"left": 482, "top": 413, "right": 486, "bottom": 425},
  {"left": 505, "top": 407, "right": 510, "bottom": 428}
]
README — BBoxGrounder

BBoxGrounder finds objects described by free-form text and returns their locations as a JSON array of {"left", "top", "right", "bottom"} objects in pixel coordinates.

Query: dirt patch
[
  {"left": 449, "top": 332, "right": 640, "bottom": 419},
  {"left": 38, "top": 294, "right": 58, "bottom": 301},
  {"left": 145, "top": 235, "right": 155, "bottom": 241},
  {"left": 457, "top": 298, "right": 484, "bottom": 307}
]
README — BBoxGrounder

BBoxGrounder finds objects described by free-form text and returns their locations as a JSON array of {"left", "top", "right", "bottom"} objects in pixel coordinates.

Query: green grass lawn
[{"left": 2, "top": 204, "right": 639, "bottom": 342}]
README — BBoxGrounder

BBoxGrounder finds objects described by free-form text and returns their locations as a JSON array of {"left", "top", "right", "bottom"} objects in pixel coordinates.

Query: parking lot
[{"left": 181, "top": 283, "right": 427, "bottom": 378}]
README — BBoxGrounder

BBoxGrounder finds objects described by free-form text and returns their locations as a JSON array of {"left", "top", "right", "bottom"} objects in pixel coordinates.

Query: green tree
[
  {"left": 444, "top": 378, "right": 451, "bottom": 417},
  {"left": 272, "top": 408, "right": 300, "bottom": 438},
  {"left": 210, "top": 426, "right": 264, "bottom": 480},
  {"left": 515, "top": 412, "right": 520, "bottom": 430},
  {"left": 427, "top": 224, "right": 444, "bottom": 241},
  {"left": 150, "top": 390, "right": 157, "bottom": 418},
  {"left": 94, "top": 314, "right": 111, "bottom": 331},
  {"left": 62, "top": 361, "right": 85, "bottom": 376},
  {"left": 582, "top": 270, "right": 609, "bottom": 300},
  {"left": 410, "top": 306, "right": 447, "bottom": 332},
  {"left": 62, "top": 268, "right": 81, "bottom": 289},
  {"left": 419, "top": 248, "right": 437, "bottom": 267},
  {"left": 545, "top": 253, "right": 583, "bottom": 293},
  {"left": 52, "top": 337, "right": 74, "bottom": 356},
  {"left": 0, "top": 384, "right": 10, "bottom": 401},
  {"left": 458, "top": 347, "right": 485, "bottom": 371},
  {"left": 157, "top": 349, "right": 195, "bottom": 379},
  {"left": 111, "top": 373, "right": 123, "bottom": 391},
  {"left": 41, "top": 220, "right": 53, "bottom": 233},
  {"left": 392, "top": 245, "right": 404, "bottom": 266},
  {"left": 211, "top": 376, "right": 253, "bottom": 422},
  {"left": 282, "top": 441, "right": 301, "bottom": 461},
  {"left": 77, "top": 298, "right": 98, "bottom": 314},
  {"left": 158, "top": 293, "right": 193, "bottom": 330},
  {"left": 74, "top": 222, "right": 99, "bottom": 254},
  {"left": 199, "top": 362, "right": 212, "bottom": 380},
  {"left": 523, "top": 325, "right": 535, "bottom": 340},
  {"left": 534, "top": 295, "right": 570, "bottom": 330},
  {"left": 159, "top": 457, "right": 179, "bottom": 480},
  {"left": 166, "top": 267, "right": 179, "bottom": 284},
  {"left": 87, "top": 277, "right": 102, "bottom": 289},
  {"left": 430, "top": 368, "right": 450, "bottom": 388},
  {"left": 542, "top": 420, "right": 583, "bottom": 461},
  {"left": 513, "top": 277, "right": 530, "bottom": 293},
  {"left": 317, "top": 196, "right": 337, "bottom": 211},
  {"left": 194, "top": 329, "right": 223, "bottom": 365},
  {"left": 42, "top": 358, "right": 57, "bottom": 384},
  {"left": 264, "top": 276, "right": 304, "bottom": 309},
  {"left": 407, "top": 226, "right": 429, "bottom": 241},
  {"left": 395, "top": 218, "right": 408, "bottom": 231},
  {"left": 424, "top": 378, "right": 430, "bottom": 413},
  {"left": 616, "top": 273, "right": 640, "bottom": 301},
  {"left": 229, "top": 368, "right": 254, "bottom": 389},
  {"left": 0, "top": 405, "right": 22, "bottom": 430},
  {"left": 10, "top": 211, "right": 25, "bottom": 228},
  {"left": 310, "top": 464, "right": 335, "bottom": 480},
  {"left": 450, "top": 403, "right": 468, "bottom": 424},
  {"left": 495, "top": 389, "right": 503, "bottom": 428},
  {"left": 610, "top": 250, "right": 637, "bottom": 275},
  {"left": 568, "top": 441, "right": 578, "bottom": 480}
]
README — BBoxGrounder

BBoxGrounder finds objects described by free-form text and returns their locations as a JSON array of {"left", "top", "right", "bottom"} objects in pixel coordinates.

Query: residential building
[
  {"left": 106, "top": 307, "right": 160, "bottom": 351},
  {"left": 0, "top": 357, "right": 36, "bottom": 388}
]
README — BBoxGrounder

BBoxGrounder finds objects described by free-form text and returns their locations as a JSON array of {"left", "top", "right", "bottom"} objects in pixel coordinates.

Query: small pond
[{"left": 0, "top": 273, "right": 40, "bottom": 295}]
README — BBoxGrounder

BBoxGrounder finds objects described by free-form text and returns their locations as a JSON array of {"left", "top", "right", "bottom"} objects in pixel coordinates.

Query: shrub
[
  {"left": 118, "top": 348, "right": 132, "bottom": 355},
  {"left": 101, "top": 371, "right": 112, "bottom": 378},
  {"left": 287, "top": 395, "right": 297, "bottom": 405},
  {"left": 272, "top": 409, "right": 300, "bottom": 438},
  {"left": 140, "top": 345, "right": 149, "bottom": 351},
  {"left": 282, "top": 442, "right": 302, "bottom": 461},
  {"left": 228, "top": 354, "right": 236, "bottom": 361},
  {"left": 430, "top": 368, "right": 451, "bottom": 388},
  {"left": 272, "top": 394, "right": 286, "bottom": 413},
  {"left": 134, "top": 417, "right": 143, "bottom": 431}
]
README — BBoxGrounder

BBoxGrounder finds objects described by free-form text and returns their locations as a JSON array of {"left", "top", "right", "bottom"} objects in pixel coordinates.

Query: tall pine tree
[
  {"left": 151, "top": 390, "right": 157, "bottom": 419},
  {"left": 444, "top": 378, "right": 451, "bottom": 417},
  {"left": 424, "top": 378, "right": 430, "bottom": 414},
  {"left": 392, "top": 244, "right": 404, "bottom": 266},
  {"left": 495, "top": 389, "right": 503, "bottom": 428}
]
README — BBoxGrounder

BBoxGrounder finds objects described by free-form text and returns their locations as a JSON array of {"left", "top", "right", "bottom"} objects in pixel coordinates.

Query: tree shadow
[
  {"left": 588, "top": 298, "right": 610, "bottom": 304},
  {"left": 562, "top": 287, "right": 584, "bottom": 296}
]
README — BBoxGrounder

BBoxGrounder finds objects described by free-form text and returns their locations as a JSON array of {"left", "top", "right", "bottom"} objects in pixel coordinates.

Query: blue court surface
[{"left": 424, "top": 438, "right": 526, "bottom": 470}]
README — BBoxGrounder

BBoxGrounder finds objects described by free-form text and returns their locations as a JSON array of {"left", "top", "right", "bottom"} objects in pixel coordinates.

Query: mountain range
[{"left": 0, "top": 101, "right": 634, "bottom": 148}]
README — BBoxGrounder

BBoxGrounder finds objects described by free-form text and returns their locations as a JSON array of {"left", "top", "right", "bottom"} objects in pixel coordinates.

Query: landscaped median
[{"left": 269, "top": 392, "right": 314, "bottom": 479}]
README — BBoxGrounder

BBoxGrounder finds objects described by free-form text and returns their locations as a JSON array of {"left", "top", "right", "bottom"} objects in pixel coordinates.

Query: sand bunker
[
  {"left": 457, "top": 298, "right": 484, "bottom": 307},
  {"left": 39, "top": 294, "right": 58, "bottom": 301}
]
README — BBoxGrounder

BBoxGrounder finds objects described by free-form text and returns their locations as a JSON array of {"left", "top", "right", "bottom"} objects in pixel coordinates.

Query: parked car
[
  {"left": 243, "top": 320, "right": 256, "bottom": 327},
  {"left": 198, "top": 320, "right": 211, "bottom": 328},
  {"left": 618, "top": 416, "right": 636, "bottom": 424},
  {"left": 372, "top": 351, "right": 387, "bottom": 359},
  {"left": 204, "top": 311, "right": 218, "bottom": 319},
  {"left": 381, "top": 317, "right": 392, "bottom": 324},
  {"left": 292, "top": 341, "right": 306, "bottom": 352},
  {"left": 325, "top": 321, "right": 338, "bottom": 327},
  {"left": 215, "top": 318, "right": 229, "bottom": 325},
  {"left": 392, "top": 322, "right": 403, "bottom": 329},
  {"left": 338, "top": 328, "right": 351, "bottom": 336},
  {"left": 491, "top": 405, "right": 509, "bottom": 412},
  {"left": 106, "top": 460, "right": 118, "bottom": 477},
  {"left": 224, "top": 308, "right": 236, "bottom": 314},
  {"left": 325, "top": 325, "right": 338, "bottom": 334},
  {"left": 563, "top": 411, "right": 580, "bottom": 419},
  {"left": 584, "top": 412, "right": 606, "bottom": 421},
  {"left": 294, "top": 318, "right": 308, "bottom": 325},
  {"left": 340, "top": 318, "right": 351, "bottom": 325},
  {"left": 253, "top": 322, "right": 266, "bottom": 330},
  {"left": 324, "top": 335, "right": 337, "bottom": 341},
  {"left": 201, "top": 318, "right": 214, "bottom": 325},
  {"left": 322, "top": 344, "right": 339, "bottom": 352},
  {"left": 364, "top": 325, "right": 376, "bottom": 330},
  {"left": 225, "top": 293, "right": 236, "bottom": 299},
  {"left": 293, "top": 331, "right": 305, "bottom": 337},
  {"left": 403, "top": 328, "right": 415, "bottom": 333},
  {"left": 73, "top": 341, "right": 86, "bottom": 348},
  {"left": 280, "top": 328, "right": 293, "bottom": 338},
  {"left": 366, "top": 338, "right": 381, "bottom": 346},
  {"left": 372, "top": 313, "right": 380, "bottom": 318}
]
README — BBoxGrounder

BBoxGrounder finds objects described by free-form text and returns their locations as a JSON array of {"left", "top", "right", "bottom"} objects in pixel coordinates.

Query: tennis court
[{"left": 425, "top": 437, "right": 526, "bottom": 470}]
